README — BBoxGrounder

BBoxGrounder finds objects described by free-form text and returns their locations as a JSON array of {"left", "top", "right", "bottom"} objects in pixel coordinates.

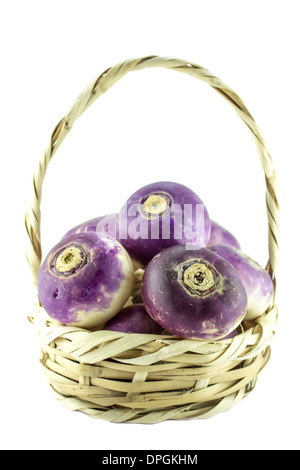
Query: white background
[{"left": 0, "top": 0, "right": 298, "bottom": 450}]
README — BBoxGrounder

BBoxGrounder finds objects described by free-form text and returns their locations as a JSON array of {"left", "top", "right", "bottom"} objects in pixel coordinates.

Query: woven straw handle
[{"left": 25, "top": 55, "right": 279, "bottom": 293}]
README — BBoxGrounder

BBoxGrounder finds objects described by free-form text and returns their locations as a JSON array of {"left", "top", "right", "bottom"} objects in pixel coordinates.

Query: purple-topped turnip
[
  {"left": 38, "top": 232, "right": 134, "bottom": 328},
  {"left": 104, "top": 304, "right": 165, "bottom": 334},
  {"left": 209, "top": 244, "right": 274, "bottom": 320},
  {"left": 207, "top": 220, "right": 241, "bottom": 250},
  {"left": 62, "top": 213, "right": 118, "bottom": 240},
  {"left": 62, "top": 213, "right": 144, "bottom": 269},
  {"left": 118, "top": 181, "right": 211, "bottom": 266},
  {"left": 141, "top": 246, "right": 247, "bottom": 340}
]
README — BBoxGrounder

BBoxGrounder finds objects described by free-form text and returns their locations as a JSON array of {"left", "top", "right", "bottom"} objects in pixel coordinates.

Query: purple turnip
[
  {"left": 38, "top": 232, "right": 134, "bottom": 328},
  {"left": 118, "top": 181, "right": 211, "bottom": 266},
  {"left": 209, "top": 244, "right": 274, "bottom": 320},
  {"left": 62, "top": 213, "right": 118, "bottom": 240},
  {"left": 62, "top": 213, "right": 144, "bottom": 269},
  {"left": 207, "top": 220, "right": 241, "bottom": 250},
  {"left": 96, "top": 214, "right": 145, "bottom": 269},
  {"left": 103, "top": 304, "right": 165, "bottom": 334},
  {"left": 141, "top": 245, "right": 247, "bottom": 340}
]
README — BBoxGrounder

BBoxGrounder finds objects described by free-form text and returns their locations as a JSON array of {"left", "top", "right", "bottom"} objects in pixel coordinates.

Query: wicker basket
[{"left": 25, "top": 56, "right": 279, "bottom": 424}]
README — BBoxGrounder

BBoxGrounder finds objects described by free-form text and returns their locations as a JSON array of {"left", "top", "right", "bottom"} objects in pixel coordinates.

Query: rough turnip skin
[
  {"left": 209, "top": 244, "right": 274, "bottom": 321},
  {"left": 103, "top": 304, "right": 165, "bottom": 334},
  {"left": 207, "top": 220, "right": 241, "bottom": 250},
  {"left": 62, "top": 213, "right": 118, "bottom": 240},
  {"left": 141, "top": 246, "right": 247, "bottom": 340},
  {"left": 38, "top": 232, "right": 134, "bottom": 328},
  {"left": 118, "top": 181, "right": 211, "bottom": 266}
]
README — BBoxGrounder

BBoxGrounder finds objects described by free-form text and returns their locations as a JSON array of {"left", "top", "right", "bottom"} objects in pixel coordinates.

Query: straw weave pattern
[{"left": 25, "top": 56, "right": 279, "bottom": 423}]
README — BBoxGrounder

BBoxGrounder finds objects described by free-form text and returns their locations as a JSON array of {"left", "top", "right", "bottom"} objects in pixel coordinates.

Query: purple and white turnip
[
  {"left": 62, "top": 213, "right": 145, "bottom": 269},
  {"left": 118, "top": 181, "right": 211, "bottom": 266},
  {"left": 141, "top": 245, "right": 248, "bottom": 340},
  {"left": 38, "top": 232, "right": 134, "bottom": 328},
  {"left": 209, "top": 244, "right": 274, "bottom": 320}
]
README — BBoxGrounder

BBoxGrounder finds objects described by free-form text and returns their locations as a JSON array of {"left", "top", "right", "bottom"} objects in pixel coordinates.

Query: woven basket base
[
  {"left": 41, "top": 348, "right": 270, "bottom": 424},
  {"left": 35, "top": 305, "right": 276, "bottom": 423}
]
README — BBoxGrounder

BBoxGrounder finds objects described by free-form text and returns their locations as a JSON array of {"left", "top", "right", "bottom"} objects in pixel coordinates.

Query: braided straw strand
[{"left": 25, "top": 56, "right": 279, "bottom": 423}]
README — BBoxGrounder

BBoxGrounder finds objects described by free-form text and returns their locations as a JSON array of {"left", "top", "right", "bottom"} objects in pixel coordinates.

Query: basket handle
[{"left": 25, "top": 55, "right": 279, "bottom": 292}]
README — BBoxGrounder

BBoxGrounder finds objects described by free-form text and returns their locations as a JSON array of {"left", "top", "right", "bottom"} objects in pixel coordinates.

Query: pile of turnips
[{"left": 38, "top": 181, "right": 274, "bottom": 340}]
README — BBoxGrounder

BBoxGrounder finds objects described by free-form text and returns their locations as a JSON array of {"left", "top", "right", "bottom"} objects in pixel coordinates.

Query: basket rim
[{"left": 30, "top": 300, "right": 278, "bottom": 367}]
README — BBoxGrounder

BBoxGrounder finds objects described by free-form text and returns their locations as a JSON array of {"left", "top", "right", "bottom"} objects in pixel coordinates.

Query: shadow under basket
[{"left": 25, "top": 56, "right": 279, "bottom": 424}]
